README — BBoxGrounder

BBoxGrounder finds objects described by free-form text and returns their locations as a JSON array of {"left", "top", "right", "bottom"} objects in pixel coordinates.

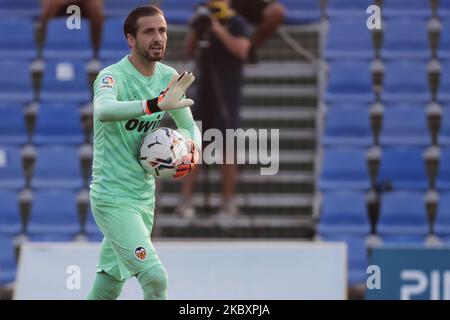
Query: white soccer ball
[{"left": 139, "top": 127, "right": 189, "bottom": 178}]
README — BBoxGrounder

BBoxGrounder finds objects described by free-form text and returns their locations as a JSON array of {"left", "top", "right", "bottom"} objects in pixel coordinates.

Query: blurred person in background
[
  {"left": 39, "top": 0, "right": 104, "bottom": 58},
  {"left": 231, "top": 0, "right": 285, "bottom": 63},
  {"left": 176, "top": 0, "right": 250, "bottom": 221}
]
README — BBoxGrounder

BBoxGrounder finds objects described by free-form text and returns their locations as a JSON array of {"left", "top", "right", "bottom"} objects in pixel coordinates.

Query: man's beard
[{"left": 137, "top": 43, "right": 164, "bottom": 62}]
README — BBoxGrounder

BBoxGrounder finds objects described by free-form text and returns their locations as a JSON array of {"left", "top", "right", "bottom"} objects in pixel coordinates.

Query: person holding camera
[
  {"left": 175, "top": 0, "right": 251, "bottom": 221},
  {"left": 231, "top": 0, "right": 285, "bottom": 63}
]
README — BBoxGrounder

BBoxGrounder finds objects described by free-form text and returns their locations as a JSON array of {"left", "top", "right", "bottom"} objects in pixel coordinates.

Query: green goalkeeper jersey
[{"left": 90, "top": 56, "right": 201, "bottom": 205}]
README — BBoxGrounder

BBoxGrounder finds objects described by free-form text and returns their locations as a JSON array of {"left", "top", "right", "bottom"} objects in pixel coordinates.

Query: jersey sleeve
[
  {"left": 168, "top": 106, "right": 202, "bottom": 150},
  {"left": 93, "top": 71, "right": 146, "bottom": 122}
]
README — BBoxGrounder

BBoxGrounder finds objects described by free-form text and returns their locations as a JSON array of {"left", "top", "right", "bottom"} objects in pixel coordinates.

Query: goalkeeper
[{"left": 86, "top": 5, "right": 201, "bottom": 300}]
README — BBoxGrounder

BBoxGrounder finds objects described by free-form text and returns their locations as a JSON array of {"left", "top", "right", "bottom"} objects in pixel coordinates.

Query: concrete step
[{"left": 156, "top": 193, "right": 314, "bottom": 216}]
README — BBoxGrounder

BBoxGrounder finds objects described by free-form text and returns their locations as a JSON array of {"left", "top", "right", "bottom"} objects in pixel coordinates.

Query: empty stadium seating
[
  {"left": 377, "top": 147, "right": 428, "bottom": 190},
  {"left": 436, "top": 148, "right": 450, "bottom": 190},
  {"left": 381, "top": 60, "right": 431, "bottom": 103},
  {"left": 43, "top": 18, "right": 93, "bottom": 59},
  {"left": 31, "top": 146, "right": 83, "bottom": 190},
  {"left": 434, "top": 192, "right": 450, "bottom": 237},
  {"left": 40, "top": 59, "right": 90, "bottom": 103},
  {"left": 99, "top": 18, "right": 129, "bottom": 61},
  {"left": 437, "top": 61, "right": 450, "bottom": 102},
  {"left": 317, "top": 191, "right": 370, "bottom": 235},
  {"left": 438, "top": 0, "right": 450, "bottom": 18},
  {"left": 27, "top": 189, "right": 80, "bottom": 240},
  {"left": 0, "top": 104, "right": 27, "bottom": 146},
  {"left": 325, "top": 60, "right": 373, "bottom": 103},
  {"left": 0, "top": 19, "right": 37, "bottom": 59},
  {"left": 325, "top": 18, "right": 373, "bottom": 60},
  {"left": 377, "top": 191, "right": 429, "bottom": 237},
  {"left": 437, "top": 19, "right": 450, "bottom": 60},
  {"left": 279, "top": 0, "right": 322, "bottom": 24},
  {"left": 0, "top": 236, "right": 16, "bottom": 285},
  {"left": 326, "top": 0, "right": 375, "bottom": 18},
  {"left": 319, "top": 147, "right": 371, "bottom": 190},
  {"left": 32, "top": 103, "right": 84, "bottom": 145},
  {"left": 160, "top": 0, "right": 197, "bottom": 25},
  {"left": 0, "top": 60, "right": 33, "bottom": 103},
  {"left": 322, "top": 104, "right": 372, "bottom": 146},
  {"left": 380, "top": 19, "right": 430, "bottom": 60},
  {"left": 0, "top": 0, "right": 40, "bottom": 18},
  {"left": 382, "top": 0, "right": 432, "bottom": 19},
  {"left": 0, "top": 191, "right": 21, "bottom": 235},
  {"left": 0, "top": 146, "right": 25, "bottom": 189},
  {"left": 379, "top": 104, "right": 430, "bottom": 146}
]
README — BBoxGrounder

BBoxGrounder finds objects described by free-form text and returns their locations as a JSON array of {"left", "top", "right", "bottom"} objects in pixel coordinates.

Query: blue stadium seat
[
  {"left": 99, "top": 18, "right": 129, "bottom": 61},
  {"left": 322, "top": 104, "right": 372, "bottom": 146},
  {"left": 437, "top": 62, "right": 450, "bottom": 103},
  {"left": 321, "top": 234, "right": 367, "bottom": 285},
  {"left": 104, "top": 0, "right": 154, "bottom": 17},
  {"left": 325, "top": 18, "right": 374, "bottom": 60},
  {"left": 0, "top": 236, "right": 16, "bottom": 285},
  {"left": 377, "top": 147, "right": 428, "bottom": 190},
  {"left": 0, "top": 60, "right": 33, "bottom": 103},
  {"left": 438, "top": 106, "right": 450, "bottom": 145},
  {"left": 434, "top": 192, "right": 450, "bottom": 237},
  {"left": 31, "top": 146, "right": 83, "bottom": 190},
  {"left": 40, "top": 59, "right": 90, "bottom": 104},
  {"left": 0, "top": 191, "right": 21, "bottom": 235},
  {"left": 381, "top": 20, "right": 430, "bottom": 60},
  {"left": 43, "top": 18, "right": 93, "bottom": 59},
  {"left": 27, "top": 189, "right": 80, "bottom": 240},
  {"left": 0, "top": 0, "right": 40, "bottom": 18},
  {"left": 436, "top": 148, "right": 450, "bottom": 190},
  {"left": 161, "top": 0, "right": 197, "bottom": 25},
  {"left": 438, "top": 0, "right": 450, "bottom": 18},
  {"left": 317, "top": 191, "right": 370, "bottom": 235},
  {"left": 379, "top": 104, "right": 430, "bottom": 146},
  {"left": 380, "top": 234, "right": 427, "bottom": 245},
  {"left": 377, "top": 191, "right": 429, "bottom": 237},
  {"left": 382, "top": 0, "right": 432, "bottom": 19},
  {"left": 85, "top": 207, "right": 103, "bottom": 240},
  {"left": 382, "top": 60, "right": 431, "bottom": 103},
  {"left": 325, "top": 60, "right": 373, "bottom": 103},
  {"left": 279, "top": 0, "right": 322, "bottom": 24},
  {"left": 326, "top": 0, "right": 375, "bottom": 18},
  {"left": 0, "top": 104, "right": 27, "bottom": 145},
  {"left": 319, "top": 147, "right": 371, "bottom": 190},
  {"left": 0, "top": 146, "right": 25, "bottom": 189},
  {"left": 0, "top": 19, "right": 37, "bottom": 59},
  {"left": 33, "top": 103, "right": 84, "bottom": 145},
  {"left": 437, "top": 19, "right": 450, "bottom": 60}
]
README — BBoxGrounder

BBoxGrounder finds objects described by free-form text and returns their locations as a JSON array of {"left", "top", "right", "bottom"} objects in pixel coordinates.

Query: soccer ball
[{"left": 139, "top": 127, "right": 189, "bottom": 178}]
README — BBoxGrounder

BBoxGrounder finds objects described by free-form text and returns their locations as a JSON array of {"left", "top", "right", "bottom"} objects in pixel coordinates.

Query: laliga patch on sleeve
[{"left": 99, "top": 75, "right": 115, "bottom": 89}]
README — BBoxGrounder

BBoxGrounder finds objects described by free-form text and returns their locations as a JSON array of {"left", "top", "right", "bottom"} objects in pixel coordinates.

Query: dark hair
[{"left": 123, "top": 5, "right": 164, "bottom": 38}]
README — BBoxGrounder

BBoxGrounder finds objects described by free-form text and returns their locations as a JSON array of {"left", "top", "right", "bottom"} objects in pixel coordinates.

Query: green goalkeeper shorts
[{"left": 90, "top": 193, "right": 163, "bottom": 281}]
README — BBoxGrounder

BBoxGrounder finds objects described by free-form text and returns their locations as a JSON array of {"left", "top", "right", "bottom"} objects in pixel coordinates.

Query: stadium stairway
[{"left": 151, "top": 24, "right": 322, "bottom": 238}]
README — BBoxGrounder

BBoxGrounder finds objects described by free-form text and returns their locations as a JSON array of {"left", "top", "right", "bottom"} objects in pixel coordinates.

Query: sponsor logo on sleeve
[{"left": 99, "top": 75, "right": 115, "bottom": 89}]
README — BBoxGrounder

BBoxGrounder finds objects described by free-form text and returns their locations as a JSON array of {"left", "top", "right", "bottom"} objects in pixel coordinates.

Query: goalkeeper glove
[
  {"left": 174, "top": 139, "right": 199, "bottom": 179},
  {"left": 143, "top": 72, "right": 195, "bottom": 115}
]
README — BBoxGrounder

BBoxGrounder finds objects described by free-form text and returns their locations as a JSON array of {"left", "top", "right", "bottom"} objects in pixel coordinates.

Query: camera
[
  {"left": 190, "top": 3, "right": 213, "bottom": 36},
  {"left": 190, "top": 1, "right": 235, "bottom": 36}
]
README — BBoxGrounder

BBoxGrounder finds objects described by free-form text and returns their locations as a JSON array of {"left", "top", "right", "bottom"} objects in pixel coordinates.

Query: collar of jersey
[{"left": 122, "top": 55, "right": 158, "bottom": 82}]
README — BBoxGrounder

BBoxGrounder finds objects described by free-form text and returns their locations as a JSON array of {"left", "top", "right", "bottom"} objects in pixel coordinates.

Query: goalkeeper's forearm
[{"left": 94, "top": 93, "right": 162, "bottom": 122}]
